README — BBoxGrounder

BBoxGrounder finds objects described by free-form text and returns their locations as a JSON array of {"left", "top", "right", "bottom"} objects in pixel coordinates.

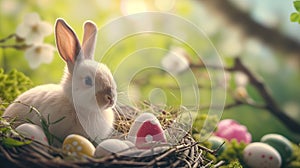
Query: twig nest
[
  {"left": 243, "top": 142, "right": 281, "bottom": 168},
  {"left": 260, "top": 134, "right": 293, "bottom": 163},
  {"left": 127, "top": 113, "right": 167, "bottom": 149},
  {"left": 94, "top": 139, "right": 134, "bottom": 158},
  {"left": 62, "top": 134, "right": 95, "bottom": 157},
  {"left": 16, "top": 123, "right": 49, "bottom": 146}
]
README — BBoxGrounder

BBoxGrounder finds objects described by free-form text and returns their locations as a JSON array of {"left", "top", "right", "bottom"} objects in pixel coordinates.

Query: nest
[{"left": 0, "top": 105, "right": 224, "bottom": 168}]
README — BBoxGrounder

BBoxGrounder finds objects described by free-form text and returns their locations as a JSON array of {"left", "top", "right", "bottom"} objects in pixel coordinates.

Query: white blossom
[
  {"left": 161, "top": 47, "right": 190, "bottom": 75},
  {"left": 25, "top": 44, "right": 55, "bottom": 69},
  {"left": 16, "top": 13, "right": 52, "bottom": 44},
  {"left": 234, "top": 72, "right": 249, "bottom": 87},
  {"left": 234, "top": 86, "right": 248, "bottom": 100},
  {"left": 234, "top": 72, "right": 249, "bottom": 100}
]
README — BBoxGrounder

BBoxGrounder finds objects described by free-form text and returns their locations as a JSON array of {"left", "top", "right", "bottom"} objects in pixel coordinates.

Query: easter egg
[
  {"left": 127, "top": 113, "right": 159, "bottom": 143},
  {"left": 94, "top": 139, "right": 133, "bottom": 158},
  {"left": 123, "top": 140, "right": 136, "bottom": 148},
  {"left": 62, "top": 134, "right": 95, "bottom": 157},
  {"left": 243, "top": 142, "right": 282, "bottom": 168},
  {"left": 127, "top": 113, "right": 167, "bottom": 149},
  {"left": 215, "top": 119, "right": 251, "bottom": 143},
  {"left": 261, "top": 134, "right": 293, "bottom": 163},
  {"left": 16, "top": 123, "right": 49, "bottom": 146},
  {"left": 207, "top": 136, "right": 226, "bottom": 155},
  {"left": 217, "top": 119, "right": 239, "bottom": 132}
]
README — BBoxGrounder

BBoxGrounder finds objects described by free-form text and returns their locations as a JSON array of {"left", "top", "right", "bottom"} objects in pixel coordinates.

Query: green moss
[
  {"left": 193, "top": 114, "right": 246, "bottom": 167},
  {"left": 287, "top": 143, "right": 300, "bottom": 168},
  {"left": 0, "top": 68, "right": 33, "bottom": 115},
  {"left": 192, "top": 113, "right": 219, "bottom": 139},
  {"left": 0, "top": 117, "right": 31, "bottom": 147},
  {"left": 199, "top": 139, "right": 246, "bottom": 167},
  {"left": 200, "top": 138, "right": 300, "bottom": 167},
  {"left": 218, "top": 139, "right": 247, "bottom": 166},
  {"left": 220, "top": 160, "right": 243, "bottom": 168}
]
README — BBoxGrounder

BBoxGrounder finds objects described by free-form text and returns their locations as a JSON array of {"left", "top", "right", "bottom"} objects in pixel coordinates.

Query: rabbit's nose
[
  {"left": 96, "top": 91, "right": 115, "bottom": 109},
  {"left": 105, "top": 94, "right": 114, "bottom": 106}
]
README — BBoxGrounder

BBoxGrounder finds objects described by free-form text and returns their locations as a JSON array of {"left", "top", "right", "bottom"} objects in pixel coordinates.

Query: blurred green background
[{"left": 0, "top": 0, "right": 299, "bottom": 143}]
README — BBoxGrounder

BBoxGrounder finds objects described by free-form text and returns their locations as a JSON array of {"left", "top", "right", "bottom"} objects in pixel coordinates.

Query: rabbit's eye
[{"left": 84, "top": 76, "right": 93, "bottom": 86}]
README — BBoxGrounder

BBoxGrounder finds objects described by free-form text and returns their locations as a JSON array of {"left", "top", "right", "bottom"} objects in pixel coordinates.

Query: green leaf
[
  {"left": 294, "top": 1, "right": 300, "bottom": 12},
  {"left": 25, "top": 118, "right": 34, "bottom": 124},
  {"left": 291, "top": 12, "right": 300, "bottom": 22},
  {"left": 50, "top": 116, "right": 66, "bottom": 125},
  {"left": 2, "top": 138, "right": 31, "bottom": 147}
]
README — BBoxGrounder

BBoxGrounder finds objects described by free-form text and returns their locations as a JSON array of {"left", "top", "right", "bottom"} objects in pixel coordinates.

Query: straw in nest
[{"left": 0, "top": 105, "right": 225, "bottom": 168}]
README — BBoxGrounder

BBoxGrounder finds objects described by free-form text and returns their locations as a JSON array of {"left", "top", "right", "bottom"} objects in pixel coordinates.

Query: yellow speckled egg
[{"left": 62, "top": 134, "right": 95, "bottom": 157}]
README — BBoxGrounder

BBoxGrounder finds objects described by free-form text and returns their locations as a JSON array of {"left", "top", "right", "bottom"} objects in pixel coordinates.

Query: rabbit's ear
[
  {"left": 55, "top": 18, "right": 81, "bottom": 72},
  {"left": 82, "top": 21, "right": 97, "bottom": 60}
]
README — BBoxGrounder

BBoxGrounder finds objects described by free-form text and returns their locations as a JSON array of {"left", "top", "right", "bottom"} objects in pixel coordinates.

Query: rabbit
[{"left": 2, "top": 19, "right": 117, "bottom": 147}]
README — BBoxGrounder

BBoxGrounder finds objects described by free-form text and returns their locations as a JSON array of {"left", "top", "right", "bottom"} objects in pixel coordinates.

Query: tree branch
[
  {"left": 190, "top": 57, "right": 300, "bottom": 133},
  {"left": 231, "top": 57, "right": 300, "bottom": 132},
  {"left": 0, "top": 44, "right": 28, "bottom": 50},
  {"left": 0, "top": 34, "right": 16, "bottom": 43},
  {"left": 198, "top": 0, "right": 300, "bottom": 61}
]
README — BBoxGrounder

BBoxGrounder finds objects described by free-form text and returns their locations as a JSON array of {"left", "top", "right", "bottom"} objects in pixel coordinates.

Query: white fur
[{"left": 3, "top": 19, "right": 116, "bottom": 147}]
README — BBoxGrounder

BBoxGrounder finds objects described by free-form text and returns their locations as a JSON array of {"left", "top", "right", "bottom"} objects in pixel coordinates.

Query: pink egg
[
  {"left": 136, "top": 120, "right": 167, "bottom": 149},
  {"left": 214, "top": 119, "right": 251, "bottom": 143},
  {"left": 215, "top": 119, "right": 239, "bottom": 134}
]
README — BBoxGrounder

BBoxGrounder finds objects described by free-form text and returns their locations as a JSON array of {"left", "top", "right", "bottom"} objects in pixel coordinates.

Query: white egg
[
  {"left": 123, "top": 140, "right": 136, "bottom": 148},
  {"left": 62, "top": 134, "right": 95, "bottom": 157},
  {"left": 94, "top": 139, "right": 133, "bottom": 158},
  {"left": 243, "top": 142, "right": 282, "bottom": 168},
  {"left": 16, "top": 123, "right": 49, "bottom": 146}
]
